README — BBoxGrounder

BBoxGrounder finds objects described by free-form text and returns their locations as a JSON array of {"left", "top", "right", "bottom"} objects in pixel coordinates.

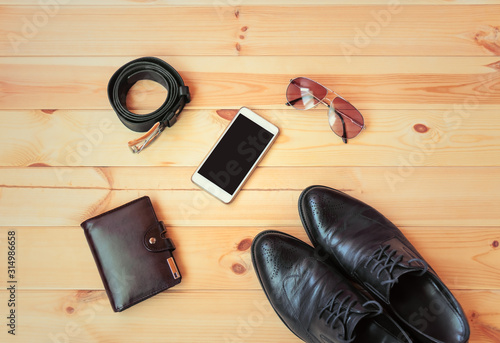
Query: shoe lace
[
  {"left": 319, "top": 290, "right": 383, "bottom": 343},
  {"left": 364, "top": 244, "right": 428, "bottom": 287}
]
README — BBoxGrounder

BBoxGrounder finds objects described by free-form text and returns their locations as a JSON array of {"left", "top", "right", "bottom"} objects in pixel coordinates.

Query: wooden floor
[{"left": 1, "top": 1, "right": 500, "bottom": 342}]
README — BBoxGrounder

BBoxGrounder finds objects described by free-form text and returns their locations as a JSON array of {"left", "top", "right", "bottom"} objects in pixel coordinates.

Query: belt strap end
[{"left": 127, "top": 122, "right": 164, "bottom": 153}]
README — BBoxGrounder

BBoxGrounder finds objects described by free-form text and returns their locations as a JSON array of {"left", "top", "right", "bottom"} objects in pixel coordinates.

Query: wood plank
[
  {"left": 0, "top": 226, "right": 498, "bottom": 291},
  {"left": 0, "top": 166, "right": 498, "bottom": 194},
  {"left": 2, "top": 0, "right": 499, "bottom": 5},
  {"left": 1, "top": 56, "right": 499, "bottom": 110},
  {"left": 1, "top": 109, "right": 500, "bottom": 167},
  {"left": 0, "top": 2, "right": 498, "bottom": 342},
  {"left": 1, "top": 169, "right": 499, "bottom": 227},
  {"left": 1, "top": 6, "right": 500, "bottom": 56},
  {"left": 1, "top": 166, "right": 499, "bottom": 227},
  {"left": 0, "top": 289, "right": 496, "bottom": 342}
]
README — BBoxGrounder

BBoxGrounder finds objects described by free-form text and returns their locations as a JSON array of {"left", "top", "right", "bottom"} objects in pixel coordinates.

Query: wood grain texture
[
  {"left": 1, "top": 56, "right": 499, "bottom": 110},
  {"left": 1, "top": 167, "right": 499, "bottom": 227},
  {"left": 1, "top": 109, "right": 500, "bottom": 167},
  {"left": 0, "top": 289, "right": 497, "bottom": 343},
  {"left": 1, "top": 166, "right": 498, "bottom": 191},
  {"left": 1, "top": 6, "right": 500, "bottom": 56},
  {"left": 1, "top": 182, "right": 500, "bottom": 227},
  {"left": 1, "top": 2, "right": 499, "bottom": 342},
  {"left": 0, "top": 226, "right": 498, "bottom": 291},
  {"left": 2, "top": 0, "right": 500, "bottom": 5}
]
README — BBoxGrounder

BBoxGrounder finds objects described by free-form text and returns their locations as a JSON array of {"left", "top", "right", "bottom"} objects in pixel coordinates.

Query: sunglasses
[{"left": 285, "top": 77, "right": 365, "bottom": 143}]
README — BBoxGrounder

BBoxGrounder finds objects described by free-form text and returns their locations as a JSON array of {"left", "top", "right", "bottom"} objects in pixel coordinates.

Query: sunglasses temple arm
[
  {"left": 285, "top": 97, "right": 302, "bottom": 106},
  {"left": 341, "top": 119, "right": 348, "bottom": 144},
  {"left": 325, "top": 102, "right": 348, "bottom": 144},
  {"left": 334, "top": 108, "right": 348, "bottom": 144},
  {"left": 301, "top": 94, "right": 349, "bottom": 143}
]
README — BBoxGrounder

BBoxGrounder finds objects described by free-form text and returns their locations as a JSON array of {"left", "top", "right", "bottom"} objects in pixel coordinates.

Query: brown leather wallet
[{"left": 81, "top": 196, "right": 181, "bottom": 312}]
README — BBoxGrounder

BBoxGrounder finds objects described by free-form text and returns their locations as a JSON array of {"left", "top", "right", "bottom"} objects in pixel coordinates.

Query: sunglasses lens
[
  {"left": 329, "top": 97, "right": 364, "bottom": 139},
  {"left": 286, "top": 77, "right": 328, "bottom": 110}
]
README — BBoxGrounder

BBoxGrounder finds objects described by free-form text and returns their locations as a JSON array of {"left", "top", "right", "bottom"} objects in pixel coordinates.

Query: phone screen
[{"left": 197, "top": 114, "right": 274, "bottom": 195}]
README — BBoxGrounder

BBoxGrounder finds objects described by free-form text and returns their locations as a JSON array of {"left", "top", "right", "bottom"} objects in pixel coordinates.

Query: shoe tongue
[
  {"left": 393, "top": 262, "right": 426, "bottom": 279},
  {"left": 343, "top": 307, "right": 373, "bottom": 340},
  {"left": 377, "top": 260, "right": 426, "bottom": 301},
  {"left": 316, "top": 295, "right": 377, "bottom": 341},
  {"left": 366, "top": 241, "right": 428, "bottom": 302}
]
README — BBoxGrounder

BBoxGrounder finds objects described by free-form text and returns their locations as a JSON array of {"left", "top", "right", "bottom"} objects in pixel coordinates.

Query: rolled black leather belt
[{"left": 108, "top": 57, "right": 190, "bottom": 153}]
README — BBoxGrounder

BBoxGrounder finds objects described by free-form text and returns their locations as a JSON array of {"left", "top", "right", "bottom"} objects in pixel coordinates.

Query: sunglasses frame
[{"left": 286, "top": 77, "right": 366, "bottom": 144}]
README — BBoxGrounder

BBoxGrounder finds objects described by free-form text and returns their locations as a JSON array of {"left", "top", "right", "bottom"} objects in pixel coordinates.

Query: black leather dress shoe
[
  {"left": 298, "top": 186, "right": 470, "bottom": 343},
  {"left": 251, "top": 230, "right": 413, "bottom": 343}
]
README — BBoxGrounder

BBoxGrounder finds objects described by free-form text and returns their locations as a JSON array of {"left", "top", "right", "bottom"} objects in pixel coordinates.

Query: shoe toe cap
[
  {"left": 299, "top": 186, "right": 350, "bottom": 236},
  {"left": 252, "top": 231, "right": 309, "bottom": 283}
]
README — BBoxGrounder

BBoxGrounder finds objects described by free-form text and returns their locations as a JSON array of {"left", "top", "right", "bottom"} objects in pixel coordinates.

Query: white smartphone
[{"left": 191, "top": 107, "right": 279, "bottom": 203}]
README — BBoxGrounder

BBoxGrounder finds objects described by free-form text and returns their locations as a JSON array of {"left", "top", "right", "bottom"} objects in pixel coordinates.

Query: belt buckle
[{"left": 127, "top": 122, "right": 165, "bottom": 154}]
